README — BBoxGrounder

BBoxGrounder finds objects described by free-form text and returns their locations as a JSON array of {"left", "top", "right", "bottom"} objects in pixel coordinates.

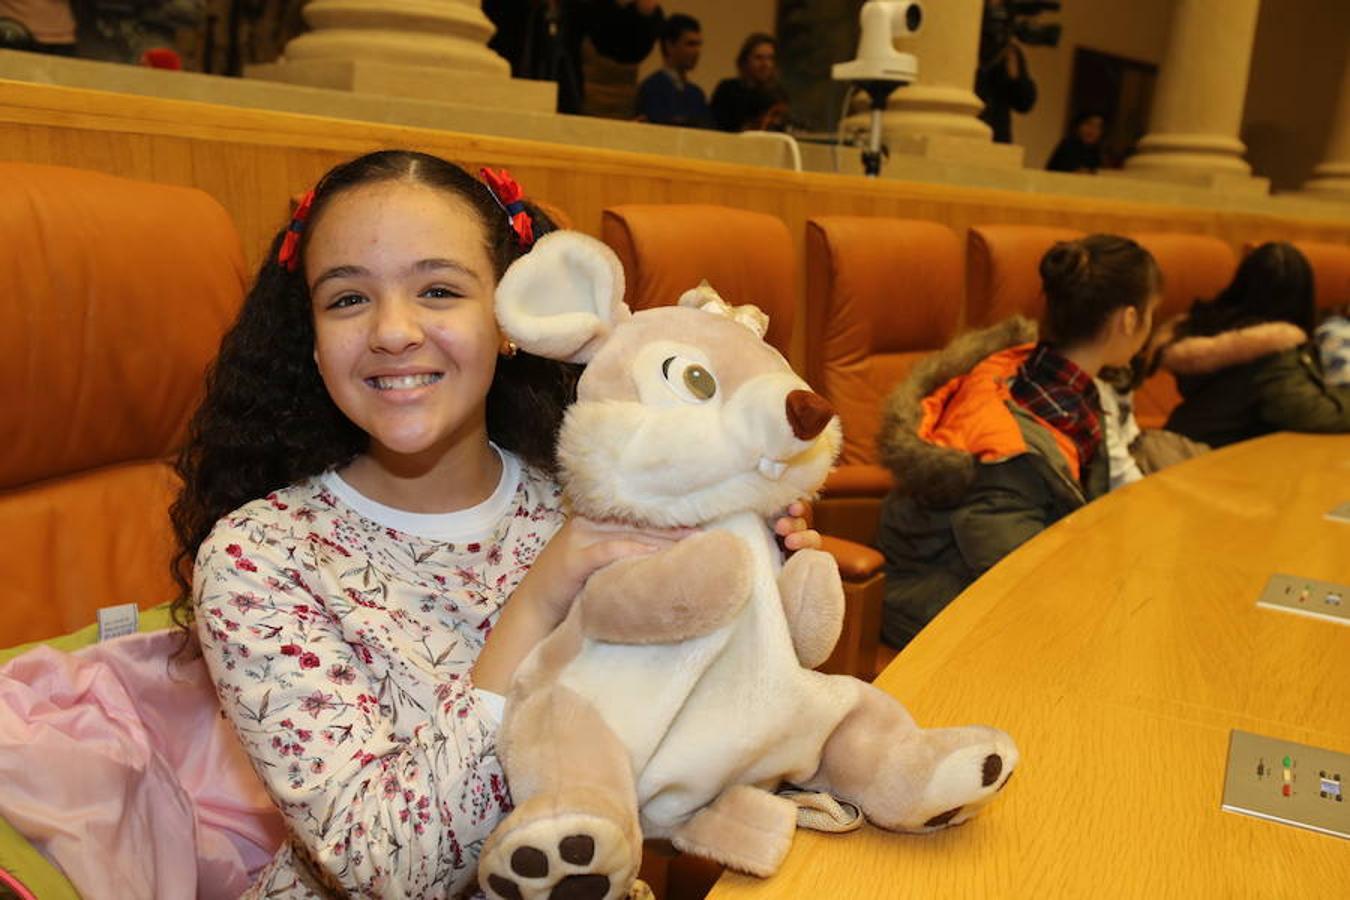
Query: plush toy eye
[{"left": 661, "top": 355, "right": 718, "bottom": 402}]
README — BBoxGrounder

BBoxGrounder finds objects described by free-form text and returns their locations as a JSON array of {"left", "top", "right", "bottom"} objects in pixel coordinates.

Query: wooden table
[{"left": 710, "top": 433, "right": 1350, "bottom": 898}]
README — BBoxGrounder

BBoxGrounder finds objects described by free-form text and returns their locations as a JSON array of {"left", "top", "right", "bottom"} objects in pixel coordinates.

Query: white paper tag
[{"left": 96, "top": 604, "right": 139, "bottom": 642}]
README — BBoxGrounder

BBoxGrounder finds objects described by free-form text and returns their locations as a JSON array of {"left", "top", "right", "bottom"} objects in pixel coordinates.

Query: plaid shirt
[{"left": 1009, "top": 342, "right": 1103, "bottom": 477}]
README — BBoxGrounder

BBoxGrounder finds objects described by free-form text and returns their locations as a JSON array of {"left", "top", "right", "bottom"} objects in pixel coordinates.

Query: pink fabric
[{"left": 0, "top": 630, "right": 286, "bottom": 899}]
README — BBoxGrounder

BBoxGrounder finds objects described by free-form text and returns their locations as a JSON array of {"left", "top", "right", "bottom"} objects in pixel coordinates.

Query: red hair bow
[
  {"left": 481, "top": 167, "right": 535, "bottom": 249},
  {"left": 277, "top": 188, "right": 316, "bottom": 273}
]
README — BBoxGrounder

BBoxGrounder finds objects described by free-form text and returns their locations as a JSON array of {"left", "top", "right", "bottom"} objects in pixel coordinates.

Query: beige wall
[
  {"left": 1018, "top": 0, "right": 1175, "bottom": 171},
  {"left": 636, "top": 0, "right": 777, "bottom": 95},
  {"left": 1242, "top": 0, "right": 1350, "bottom": 193}
]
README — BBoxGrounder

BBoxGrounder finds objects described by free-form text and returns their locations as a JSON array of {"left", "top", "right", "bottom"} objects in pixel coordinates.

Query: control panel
[
  {"left": 1222, "top": 730, "right": 1349, "bottom": 839},
  {"left": 1255, "top": 574, "right": 1350, "bottom": 626}
]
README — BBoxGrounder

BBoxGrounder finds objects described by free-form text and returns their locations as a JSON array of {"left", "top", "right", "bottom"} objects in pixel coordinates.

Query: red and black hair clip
[
  {"left": 480, "top": 167, "right": 535, "bottom": 249},
  {"left": 277, "top": 188, "right": 316, "bottom": 273}
]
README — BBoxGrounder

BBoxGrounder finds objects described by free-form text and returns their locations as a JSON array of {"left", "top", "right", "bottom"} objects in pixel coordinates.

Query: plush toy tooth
[{"left": 758, "top": 457, "right": 788, "bottom": 480}]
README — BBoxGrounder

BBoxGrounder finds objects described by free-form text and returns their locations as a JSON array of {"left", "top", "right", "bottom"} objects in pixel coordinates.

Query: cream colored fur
[{"left": 480, "top": 233, "right": 1018, "bottom": 900}]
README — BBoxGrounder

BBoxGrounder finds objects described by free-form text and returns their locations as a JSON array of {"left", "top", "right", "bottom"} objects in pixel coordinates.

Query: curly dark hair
[{"left": 169, "top": 150, "right": 579, "bottom": 630}]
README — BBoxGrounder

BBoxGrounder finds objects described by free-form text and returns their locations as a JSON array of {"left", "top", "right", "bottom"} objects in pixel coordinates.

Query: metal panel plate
[
  {"left": 1327, "top": 501, "right": 1350, "bottom": 523},
  {"left": 1222, "top": 730, "right": 1349, "bottom": 839},
  {"left": 1256, "top": 573, "right": 1350, "bottom": 626}
]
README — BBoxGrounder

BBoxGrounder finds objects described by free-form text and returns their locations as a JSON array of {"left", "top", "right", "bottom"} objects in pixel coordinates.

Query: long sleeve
[
  {"left": 195, "top": 515, "right": 512, "bottom": 897},
  {"left": 950, "top": 460, "right": 1052, "bottom": 575},
  {"left": 1253, "top": 347, "right": 1350, "bottom": 434}
]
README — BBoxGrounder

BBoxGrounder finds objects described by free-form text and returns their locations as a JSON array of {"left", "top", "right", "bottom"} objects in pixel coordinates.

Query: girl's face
[
  {"left": 1104, "top": 290, "right": 1161, "bottom": 367},
  {"left": 307, "top": 181, "right": 500, "bottom": 463}
]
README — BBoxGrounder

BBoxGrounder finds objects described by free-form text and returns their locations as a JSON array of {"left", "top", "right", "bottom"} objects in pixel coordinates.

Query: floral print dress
[{"left": 194, "top": 450, "right": 564, "bottom": 898}]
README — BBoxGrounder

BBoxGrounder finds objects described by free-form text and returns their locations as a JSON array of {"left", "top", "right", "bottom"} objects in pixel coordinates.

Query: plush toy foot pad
[
  {"left": 481, "top": 801, "right": 638, "bottom": 900},
  {"left": 907, "top": 727, "right": 1018, "bottom": 833}
]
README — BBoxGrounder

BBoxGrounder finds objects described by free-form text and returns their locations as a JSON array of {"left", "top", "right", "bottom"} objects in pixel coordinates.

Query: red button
[{"left": 1283, "top": 785, "right": 1292, "bottom": 797}]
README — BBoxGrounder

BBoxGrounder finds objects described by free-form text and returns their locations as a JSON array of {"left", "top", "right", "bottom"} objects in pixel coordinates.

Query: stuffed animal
[{"left": 479, "top": 232, "right": 1018, "bottom": 900}]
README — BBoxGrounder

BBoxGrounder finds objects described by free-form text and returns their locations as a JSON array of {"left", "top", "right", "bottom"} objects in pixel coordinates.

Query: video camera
[{"left": 980, "top": 1, "right": 1062, "bottom": 65}]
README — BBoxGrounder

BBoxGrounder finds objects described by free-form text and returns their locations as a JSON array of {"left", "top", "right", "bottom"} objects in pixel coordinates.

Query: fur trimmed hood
[
  {"left": 1161, "top": 322, "right": 1307, "bottom": 377},
  {"left": 878, "top": 317, "right": 1039, "bottom": 508}
]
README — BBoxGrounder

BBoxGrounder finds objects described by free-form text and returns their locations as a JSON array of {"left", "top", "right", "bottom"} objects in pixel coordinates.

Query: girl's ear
[{"left": 495, "top": 231, "right": 631, "bottom": 363}]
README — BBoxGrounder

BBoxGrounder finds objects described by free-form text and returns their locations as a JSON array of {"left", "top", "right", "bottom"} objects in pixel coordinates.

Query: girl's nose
[{"left": 369, "top": 297, "right": 423, "bottom": 354}]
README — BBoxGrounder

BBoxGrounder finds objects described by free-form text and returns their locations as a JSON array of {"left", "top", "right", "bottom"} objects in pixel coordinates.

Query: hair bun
[{"left": 1040, "top": 241, "right": 1090, "bottom": 287}]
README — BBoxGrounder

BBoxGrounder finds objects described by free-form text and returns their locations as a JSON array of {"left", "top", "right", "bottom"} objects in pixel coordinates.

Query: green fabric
[
  {"left": 0, "top": 602, "right": 180, "bottom": 899},
  {"left": 879, "top": 405, "right": 1108, "bottom": 650},
  {"left": 0, "top": 812, "right": 81, "bottom": 900},
  {"left": 0, "top": 604, "right": 177, "bottom": 666}
]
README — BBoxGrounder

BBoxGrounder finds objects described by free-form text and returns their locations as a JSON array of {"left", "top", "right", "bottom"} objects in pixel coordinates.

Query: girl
[
  {"left": 1161, "top": 241, "right": 1350, "bottom": 447},
  {"left": 876, "top": 234, "right": 1159, "bottom": 649},
  {"left": 171, "top": 151, "right": 815, "bottom": 898}
]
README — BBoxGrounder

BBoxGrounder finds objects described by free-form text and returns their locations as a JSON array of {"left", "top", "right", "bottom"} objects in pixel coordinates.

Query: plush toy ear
[{"left": 495, "top": 231, "right": 631, "bottom": 364}]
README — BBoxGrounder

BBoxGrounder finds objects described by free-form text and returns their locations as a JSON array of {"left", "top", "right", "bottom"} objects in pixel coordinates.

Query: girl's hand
[
  {"left": 773, "top": 500, "right": 821, "bottom": 552},
  {"left": 518, "top": 517, "right": 693, "bottom": 624},
  {"left": 472, "top": 517, "right": 689, "bottom": 694}
]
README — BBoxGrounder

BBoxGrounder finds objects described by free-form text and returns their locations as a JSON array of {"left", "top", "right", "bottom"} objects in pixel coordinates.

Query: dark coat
[
  {"left": 485, "top": 0, "right": 663, "bottom": 114},
  {"left": 1162, "top": 322, "right": 1350, "bottom": 448},
  {"left": 1046, "top": 136, "right": 1101, "bottom": 173},
  {"left": 976, "top": 45, "right": 1036, "bottom": 144},
  {"left": 876, "top": 319, "right": 1109, "bottom": 649}
]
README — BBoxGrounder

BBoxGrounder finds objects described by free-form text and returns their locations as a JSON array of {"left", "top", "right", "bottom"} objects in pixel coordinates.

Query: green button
[{"left": 1284, "top": 756, "right": 1292, "bottom": 768}]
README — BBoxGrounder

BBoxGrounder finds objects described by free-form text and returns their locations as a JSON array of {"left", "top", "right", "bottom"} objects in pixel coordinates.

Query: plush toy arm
[
  {"left": 777, "top": 549, "right": 845, "bottom": 669},
  {"left": 579, "top": 530, "right": 754, "bottom": 644}
]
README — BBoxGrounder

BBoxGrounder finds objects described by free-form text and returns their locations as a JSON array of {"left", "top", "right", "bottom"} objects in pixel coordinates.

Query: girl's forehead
[{"left": 308, "top": 182, "right": 491, "bottom": 266}]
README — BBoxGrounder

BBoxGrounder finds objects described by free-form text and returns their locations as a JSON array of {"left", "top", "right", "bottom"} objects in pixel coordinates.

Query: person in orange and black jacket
[
  {"left": 1159, "top": 242, "right": 1350, "bottom": 449},
  {"left": 877, "top": 235, "right": 1160, "bottom": 649}
]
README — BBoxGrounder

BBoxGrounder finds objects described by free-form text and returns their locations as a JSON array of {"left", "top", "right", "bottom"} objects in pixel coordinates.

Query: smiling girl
[{"left": 170, "top": 151, "right": 813, "bottom": 898}]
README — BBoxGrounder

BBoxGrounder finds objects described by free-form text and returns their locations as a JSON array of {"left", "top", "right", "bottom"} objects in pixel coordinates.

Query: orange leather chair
[
  {"left": 804, "top": 216, "right": 964, "bottom": 548},
  {"left": 602, "top": 204, "right": 796, "bottom": 353},
  {"left": 1128, "top": 233, "right": 1238, "bottom": 428},
  {"left": 965, "top": 224, "right": 1085, "bottom": 327},
  {"left": 601, "top": 204, "right": 884, "bottom": 681},
  {"left": 1243, "top": 240, "right": 1350, "bottom": 313},
  {"left": 0, "top": 163, "right": 246, "bottom": 646}
]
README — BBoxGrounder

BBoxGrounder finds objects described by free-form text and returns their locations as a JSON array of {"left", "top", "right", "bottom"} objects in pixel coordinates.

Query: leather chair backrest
[
  {"left": 966, "top": 224, "right": 1085, "bottom": 327},
  {"left": 0, "top": 163, "right": 246, "bottom": 644},
  {"left": 805, "top": 216, "right": 963, "bottom": 468},
  {"left": 601, "top": 204, "right": 796, "bottom": 355}
]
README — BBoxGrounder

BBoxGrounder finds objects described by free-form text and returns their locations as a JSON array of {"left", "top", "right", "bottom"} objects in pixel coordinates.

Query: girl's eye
[
  {"left": 328, "top": 293, "right": 365, "bottom": 310},
  {"left": 421, "top": 286, "right": 464, "bottom": 300}
]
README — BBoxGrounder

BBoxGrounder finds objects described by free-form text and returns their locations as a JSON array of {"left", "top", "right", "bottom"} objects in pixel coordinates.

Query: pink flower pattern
[{"left": 194, "top": 464, "right": 564, "bottom": 899}]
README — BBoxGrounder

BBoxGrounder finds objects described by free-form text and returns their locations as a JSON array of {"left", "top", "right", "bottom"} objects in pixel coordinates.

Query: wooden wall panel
[{"left": 3, "top": 80, "right": 1348, "bottom": 367}]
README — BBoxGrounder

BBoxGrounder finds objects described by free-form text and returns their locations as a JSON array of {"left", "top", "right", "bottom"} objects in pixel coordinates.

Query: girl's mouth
[{"left": 366, "top": 373, "right": 444, "bottom": 390}]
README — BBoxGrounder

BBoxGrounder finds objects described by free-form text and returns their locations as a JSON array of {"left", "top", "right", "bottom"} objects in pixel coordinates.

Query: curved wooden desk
[{"left": 710, "top": 433, "right": 1350, "bottom": 898}]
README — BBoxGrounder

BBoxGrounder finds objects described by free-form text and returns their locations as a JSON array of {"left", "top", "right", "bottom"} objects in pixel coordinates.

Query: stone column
[
  {"left": 248, "top": 0, "right": 554, "bottom": 112},
  {"left": 845, "top": 0, "right": 1022, "bottom": 168},
  {"left": 1124, "top": 0, "right": 1267, "bottom": 192},
  {"left": 1301, "top": 42, "right": 1350, "bottom": 200}
]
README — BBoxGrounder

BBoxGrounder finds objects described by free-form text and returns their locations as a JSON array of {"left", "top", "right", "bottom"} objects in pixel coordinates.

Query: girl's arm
[{"left": 195, "top": 525, "right": 508, "bottom": 898}]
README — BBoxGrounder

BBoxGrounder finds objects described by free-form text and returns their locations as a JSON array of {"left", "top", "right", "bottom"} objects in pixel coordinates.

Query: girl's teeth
[{"left": 371, "top": 373, "right": 442, "bottom": 390}]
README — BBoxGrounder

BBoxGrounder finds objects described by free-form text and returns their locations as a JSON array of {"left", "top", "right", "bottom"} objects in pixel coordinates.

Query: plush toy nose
[{"left": 785, "top": 390, "right": 834, "bottom": 440}]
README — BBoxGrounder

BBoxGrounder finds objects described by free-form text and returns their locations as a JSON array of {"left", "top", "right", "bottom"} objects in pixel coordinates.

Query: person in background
[
  {"left": 634, "top": 12, "right": 709, "bottom": 127},
  {"left": 485, "top": 0, "right": 664, "bottom": 115},
  {"left": 1316, "top": 303, "right": 1350, "bottom": 387},
  {"left": 710, "top": 32, "right": 789, "bottom": 132},
  {"left": 876, "top": 235, "right": 1160, "bottom": 649},
  {"left": 1047, "top": 111, "right": 1105, "bottom": 173},
  {"left": 976, "top": 0, "right": 1037, "bottom": 144},
  {"left": 0, "top": 0, "right": 75, "bottom": 55},
  {"left": 1159, "top": 242, "right": 1350, "bottom": 447}
]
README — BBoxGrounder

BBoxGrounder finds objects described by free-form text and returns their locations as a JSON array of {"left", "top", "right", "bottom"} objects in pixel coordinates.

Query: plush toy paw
[
  {"left": 900, "top": 725, "right": 1018, "bottom": 833},
  {"left": 480, "top": 797, "right": 639, "bottom": 900}
]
